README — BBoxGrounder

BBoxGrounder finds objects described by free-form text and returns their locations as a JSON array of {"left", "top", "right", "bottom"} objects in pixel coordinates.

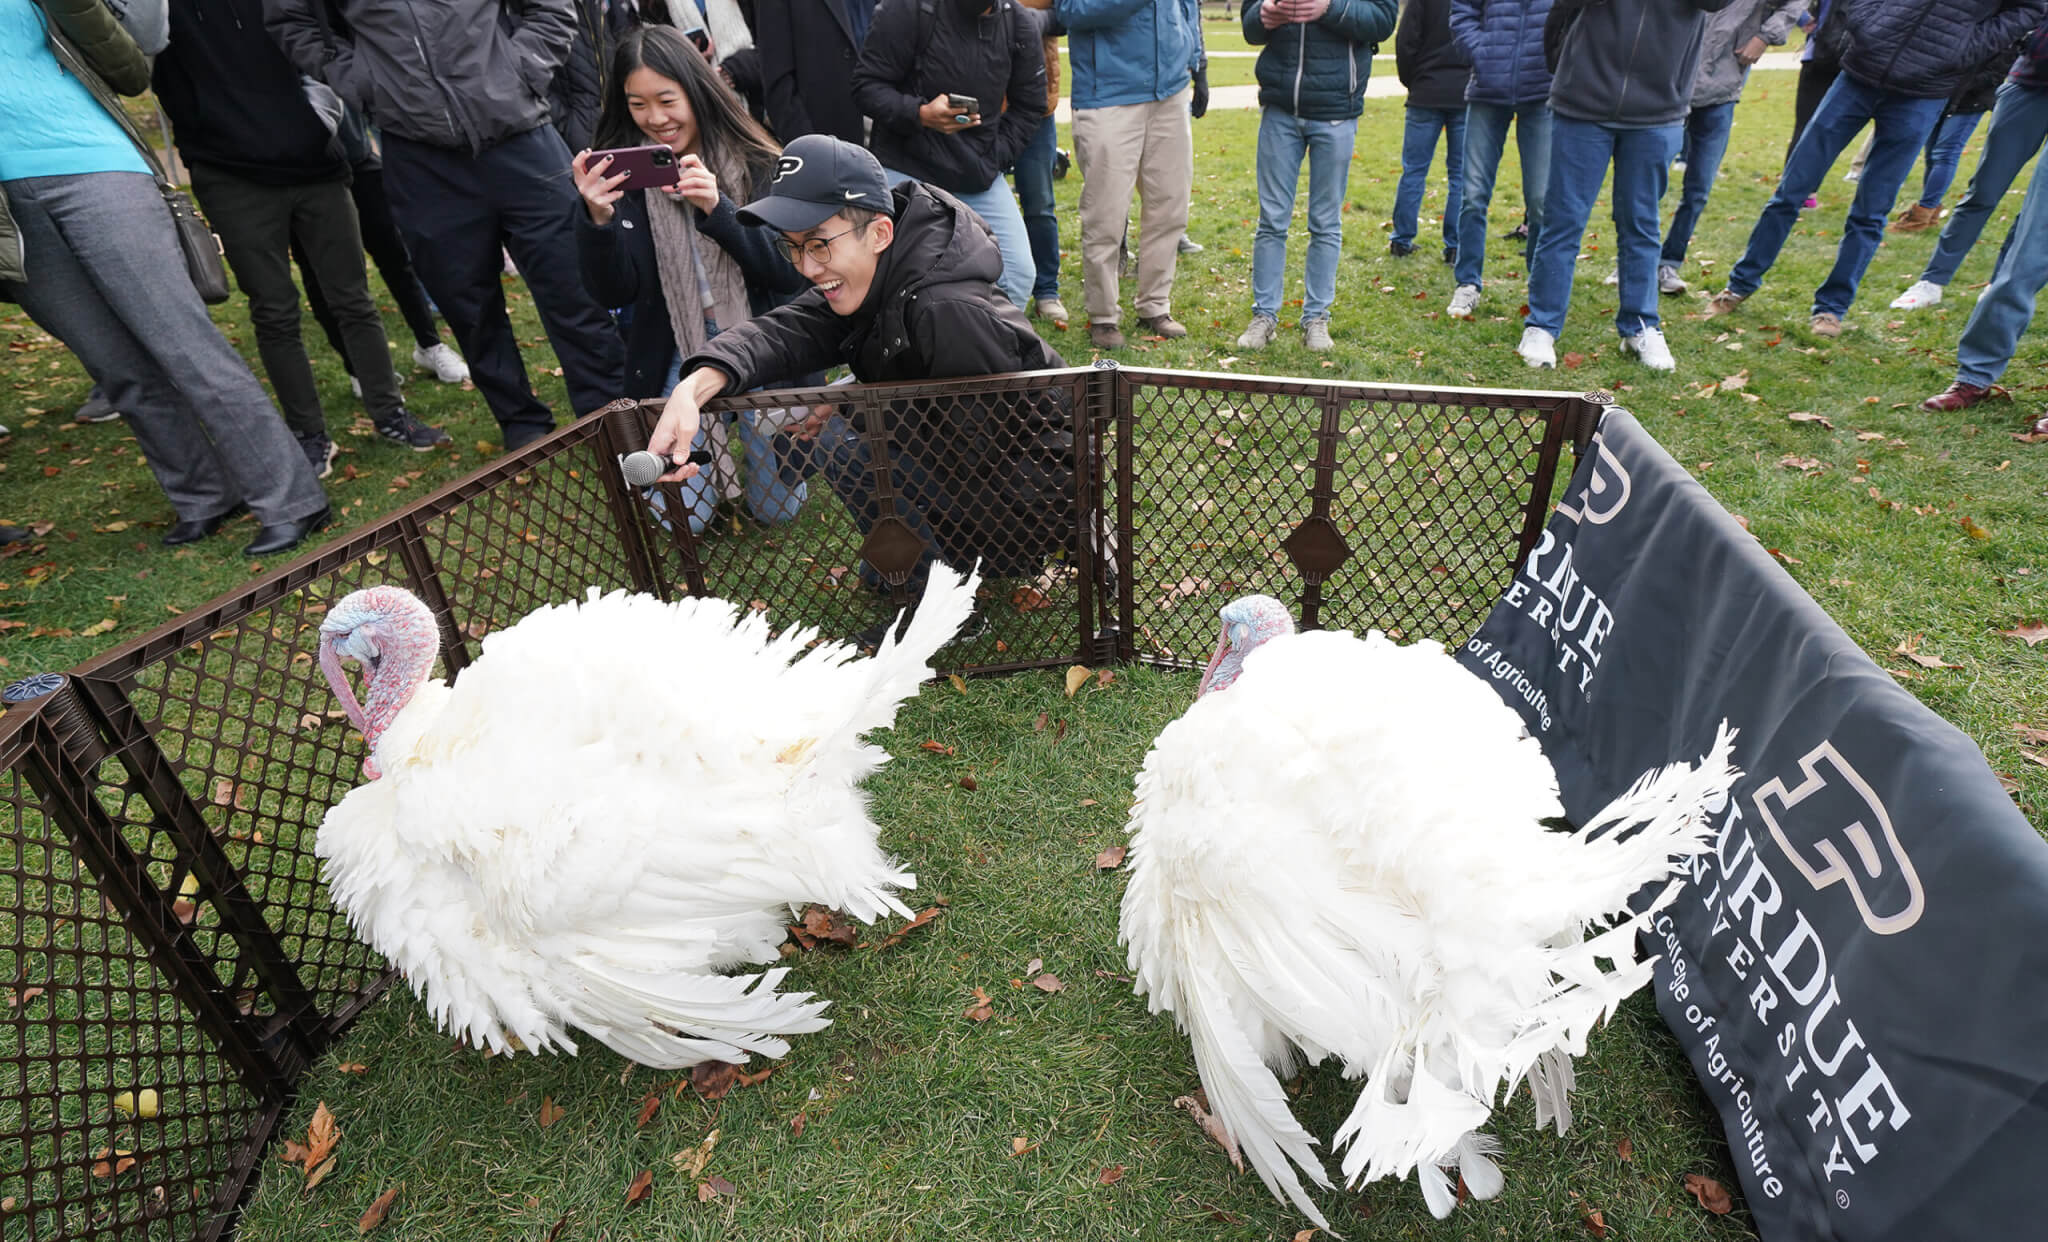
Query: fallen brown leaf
[
  {"left": 538, "top": 1096, "right": 565, "bottom": 1128},
  {"left": 1097, "top": 1164, "right": 1126, "bottom": 1186},
  {"left": 1010, "top": 1135, "right": 1037, "bottom": 1157},
  {"left": 2021, "top": 750, "right": 2048, "bottom": 769},
  {"left": 1999, "top": 622, "right": 2048, "bottom": 646},
  {"left": 671, "top": 1128, "right": 720, "bottom": 1179},
  {"left": 1683, "top": 1172, "right": 1733, "bottom": 1215},
  {"left": 337, "top": 1063, "right": 368, "bottom": 1075},
  {"left": 691, "top": 1061, "right": 739, "bottom": 1100},
  {"left": 1786, "top": 411, "right": 1834, "bottom": 429},
  {"left": 958, "top": 775, "right": 978, "bottom": 791},
  {"left": 1292, "top": 1229, "right": 1319, "bottom": 1242},
  {"left": 1961, "top": 515, "right": 1993, "bottom": 540},
  {"left": 1033, "top": 711, "right": 1049, "bottom": 732},
  {"left": 635, "top": 1091, "right": 661, "bottom": 1129},
  {"left": 1894, "top": 634, "right": 1961, "bottom": 669},
  {"left": 1095, "top": 844, "right": 1128, "bottom": 870},
  {"left": 1064, "top": 666, "right": 1091, "bottom": 697},
  {"left": 947, "top": 674, "right": 968, "bottom": 694},
  {"left": 917, "top": 739, "right": 956, "bottom": 756},
  {"left": 790, "top": 1111, "right": 806, "bottom": 1137},
  {"left": 1010, "top": 585, "right": 1051, "bottom": 611},
  {"left": 357, "top": 1185, "right": 400, "bottom": 1234},
  {"left": 2012, "top": 725, "right": 2048, "bottom": 747},
  {"left": 1031, "top": 973, "right": 1064, "bottom": 993},
  {"left": 705, "top": 1174, "right": 736, "bottom": 1199},
  {"left": 1582, "top": 1205, "right": 1608, "bottom": 1238},
  {"left": 90, "top": 1148, "right": 137, "bottom": 1179},
  {"left": 306, "top": 1156, "right": 338, "bottom": 1191},
  {"left": 1616, "top": 1135, "right": 1633, "bottom": 1163},
  {"left": 625, "top": 1169, "right": 653, "bottom": 1205},
  {"left": 872, "top": 906, "right": 942, "bottom": 951},
  {"left": 965, "top": 987, "right": 995, "bottom": 1022},
  {"left": 1777, "top": 454, "right": 1826, "bottom": 473},
  {"left": 790, "top": 904, "right": 858, "bottom": 950},
  {"left": 1095, "top": 668, "right": 1115, "bottom": 689}
]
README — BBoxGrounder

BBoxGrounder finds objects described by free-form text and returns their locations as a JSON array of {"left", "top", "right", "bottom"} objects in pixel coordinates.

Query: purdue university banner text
[{"left": 1457, "top": 410, "right": 2048, "bottom": 1241}]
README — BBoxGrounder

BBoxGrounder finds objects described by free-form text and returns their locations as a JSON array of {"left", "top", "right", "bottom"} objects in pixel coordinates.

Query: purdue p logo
[
  {"left": 774, "top": 154, "right": 803, "bottom": 182},
  {"left": 1754, "top": 741, "right": 1925, "bottom": 935},
  {"left": 1553, "top": 431, "right": 1632, "bottom": 527}
]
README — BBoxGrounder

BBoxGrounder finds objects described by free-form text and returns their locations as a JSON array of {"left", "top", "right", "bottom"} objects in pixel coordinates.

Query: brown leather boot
[{"left": 1891, "top": 203, "right": 1941, "bottom": 233}]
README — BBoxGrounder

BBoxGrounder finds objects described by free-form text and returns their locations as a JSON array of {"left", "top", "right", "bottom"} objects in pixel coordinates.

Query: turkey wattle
[
  {"left": 313, "top": 567, "right": 981, "bottom": 1068},
  {"left": 1118, "top": 595, "right": 1739, "bottom": 1227}
]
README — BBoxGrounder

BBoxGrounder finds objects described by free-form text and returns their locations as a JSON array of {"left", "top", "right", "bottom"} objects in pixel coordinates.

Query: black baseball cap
[{"left": 737, "top": 134, "right": 895, "bottom": 233}]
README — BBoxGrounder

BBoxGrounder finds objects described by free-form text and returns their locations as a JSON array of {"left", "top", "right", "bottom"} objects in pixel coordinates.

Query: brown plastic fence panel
[{"left": 0, "top": 370, "right": 1595, "bottom": 1240}]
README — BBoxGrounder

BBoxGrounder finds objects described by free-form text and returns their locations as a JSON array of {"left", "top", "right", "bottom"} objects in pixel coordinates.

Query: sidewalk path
[{"left": 1055, "top": 52, "right": 1802, "bottom": 121}]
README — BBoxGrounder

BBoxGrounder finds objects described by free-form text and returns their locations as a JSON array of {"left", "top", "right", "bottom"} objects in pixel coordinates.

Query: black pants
[
  {"left": 186, "top": 163, "right": 405, "bottom": 435},
  {"left": 1789, "top": 60, "right": 1844, "bottom": 161},
  {"left": 297, "top": 165, "right": 442, "bottom": 374},
  {"left": 380, "top": 126, "right": 624, "bottom": 446}
]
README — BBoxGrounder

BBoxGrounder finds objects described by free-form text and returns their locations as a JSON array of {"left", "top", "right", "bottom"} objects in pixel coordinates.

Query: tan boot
[{"left": 1890, "top": 203, "right": 1941, "bottom": 233}]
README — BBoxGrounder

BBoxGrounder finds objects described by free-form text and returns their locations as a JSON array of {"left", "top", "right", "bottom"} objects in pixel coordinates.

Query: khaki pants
[{"left": 1071, "top": 88, "right": 1193, "bottom": 325}]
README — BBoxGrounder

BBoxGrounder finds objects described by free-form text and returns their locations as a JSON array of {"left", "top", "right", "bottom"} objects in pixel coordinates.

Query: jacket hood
[{"left": 874, "top": 180, "right": 1004, "bottom": 302}]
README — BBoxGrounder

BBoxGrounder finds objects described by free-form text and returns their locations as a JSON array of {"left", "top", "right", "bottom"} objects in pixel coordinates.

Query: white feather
[
  {"left": 317, "top": 568, "right": 980, "bottom": 1067},
  {"left": 1119, "top": 623, "right": 1740, "bottom": 1222}
]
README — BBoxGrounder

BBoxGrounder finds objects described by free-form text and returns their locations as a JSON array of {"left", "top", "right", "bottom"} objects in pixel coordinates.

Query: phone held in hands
[
  {"left": 590, "top": 144, "right": 681, "bottom": 192},
  {"left": 946, "top": 93, "right": 981, "bottom": 122}
]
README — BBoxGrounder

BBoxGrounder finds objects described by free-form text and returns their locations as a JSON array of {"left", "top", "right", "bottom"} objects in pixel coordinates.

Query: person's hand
[
  {"left": 1274, "top": 0, "right": 1330, "bottom": 21},
  {"left": 1736, "top": 34, "right": 1768, "bottom": 66},
  {"left": 673, "top": 152, "right": 720, "bottom": 213},
  {"left": 649, "top": 367, "right": 733, "bottom": 482},
  {"left": 1191, "top": 64, "right": 1209, "bottom": 118},
  {"left": 792, "top": 403, "right": 837, "bottom": 441},
  {"left": 918, "top": 94, "right": 981, "bottom": 133},
  {"left": 1259, "top": 0, "right": 1288, "bottom": 27},
  {"left": 1013, "top": 0, "right": 1050, "bottom": 8},
  {"left": 571, "top": 149, "right": 629, "bottom": 227}
]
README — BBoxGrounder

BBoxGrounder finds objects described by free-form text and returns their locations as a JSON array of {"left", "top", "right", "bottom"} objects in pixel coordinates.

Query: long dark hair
[{"left": 592, "top": 26, "right": 781, "bottom": 200}]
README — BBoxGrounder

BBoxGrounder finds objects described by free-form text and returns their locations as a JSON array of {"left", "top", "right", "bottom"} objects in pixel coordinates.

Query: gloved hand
[{"left": 1190, "top": 64, "right": 1210, "bottom": 119}]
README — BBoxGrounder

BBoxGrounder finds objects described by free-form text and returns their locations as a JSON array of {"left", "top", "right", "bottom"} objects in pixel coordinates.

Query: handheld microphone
[{"left": 618, "top": 448, "right": 713, "bottom": 487}]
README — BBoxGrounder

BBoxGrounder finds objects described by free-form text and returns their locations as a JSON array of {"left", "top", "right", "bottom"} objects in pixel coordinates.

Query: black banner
[{"left": 1457, "top": 410, "right": 2048, "bottom": 1241}]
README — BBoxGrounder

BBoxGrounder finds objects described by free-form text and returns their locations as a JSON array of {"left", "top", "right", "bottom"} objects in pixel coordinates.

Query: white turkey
[
  {"left": 1118, "top": 595, "right": 1738, "bottom": 1227},
  {"left": 312, "top": 566, "right": 980, "bottom": 1069}
]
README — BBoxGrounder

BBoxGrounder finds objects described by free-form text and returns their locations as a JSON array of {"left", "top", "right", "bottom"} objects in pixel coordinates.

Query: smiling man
[{"left": 649, "top": 134, "right": 1074, "bottom": 640}]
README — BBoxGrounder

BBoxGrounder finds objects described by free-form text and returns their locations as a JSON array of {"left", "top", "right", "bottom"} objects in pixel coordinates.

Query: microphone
[{"left": 619, "top": 448, "right": 713, "bottom": 487}]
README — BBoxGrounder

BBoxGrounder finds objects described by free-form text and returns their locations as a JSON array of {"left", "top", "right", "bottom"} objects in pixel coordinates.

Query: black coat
[
  {"left": 754, "top": 0, "right": 866, "bottom": 144},
  {"left": 686, "top": 181, "right": 1072, "bottom": 575},
  {"left": 572, "top": 182, "right": 808, "bottom": 398},
  {"left": 1839, "top": 0, "right": 2047, "bottom": 100},
  {"left": 851, "top": 0, "right": 1045, "bottom": 193},
  {"left": 1396, "top": 0, "right": 1474, "bottom": 111},
  {"left": 1949, "top": 31, "right": 2029, "bottom": 113},
  {"left": 549, "top": 0, "right": 607, "bottom": 153},
  {"left": 153, "top": 0, "right": 347, "bottom": 185}
]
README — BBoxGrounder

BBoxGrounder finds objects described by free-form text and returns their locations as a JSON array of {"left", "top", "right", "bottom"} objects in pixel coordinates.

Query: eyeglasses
[{"left": 773, "top": 226, "right": 859, "bottom": 267}]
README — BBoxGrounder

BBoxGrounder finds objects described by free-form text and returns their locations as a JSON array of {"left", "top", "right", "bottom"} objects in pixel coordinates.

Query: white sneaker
[
  {"left": 1891, "top": 279, "right": 1944, "bottom": 310},
  {"left": 1672, "top": 158, "right": 1688, "bottom": 175},
  {"left": 1032, "top": 297, "right": 1070, "bottom": 324},
  {"left": 1235, "top": 313, "right": 1277, "bottom": 349},
  {"left": 1601, "top": 265, "right": 1619, "bottom": 287},
  {"left": 1843, "top": 168, "right": 1861, "bottom": 184},
  {"left": 414, "top": 342, "right": 470, "bottom": 384},
  {"left": 1657, "top": 264, "right": 1689, "bottom": 295},
  {"left": 1517, "top": 326, "right": 1557, "bottom": 368},
  {"left": 1621, "top": 325, "right": 1676, "bottom": 371},
  {"left": 1447, "top": 284, "right": 1481, "bottom": 319}
]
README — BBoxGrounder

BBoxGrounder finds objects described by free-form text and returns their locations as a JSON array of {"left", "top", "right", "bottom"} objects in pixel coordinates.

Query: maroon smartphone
[{"left": 589, "top": 143, "right": 681, "bottom": 192}]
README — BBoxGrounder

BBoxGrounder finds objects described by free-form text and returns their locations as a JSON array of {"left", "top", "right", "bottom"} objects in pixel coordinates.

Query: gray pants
[
  {"left": 187, "top": 163, "right": 404, "bottom": 434},
  {"left": 0, "top": 171, "right": 327, "bottom": 525}
]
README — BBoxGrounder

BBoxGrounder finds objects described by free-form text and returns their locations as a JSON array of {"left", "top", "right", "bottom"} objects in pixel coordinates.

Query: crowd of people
[{"left": 3, "top": 0, "right": 2048, "bottom": 580}]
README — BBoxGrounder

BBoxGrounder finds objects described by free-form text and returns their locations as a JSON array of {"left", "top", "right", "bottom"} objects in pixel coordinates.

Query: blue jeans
[
  {"left": 1526, "top": 117, "right": 1680, "bottom": 339},
  {"left": 1010, "top": 112, "right": 1062, "bottom": 300},
  {"left": 656, "top": 356, "right": 808, "bottom": 536},
  {"left": 1455, "top": 101, "right": 1551, "bottom": 289},
  {"left": 1916, "top": 110, "right": 1983, "bottom": 208},
  {"left": 1660, "top": 101, "right": 1737, "bottom": 266},
  {"left": 1924, "top": 81, "right": 2048, "bottom": 287},
  {"left": 1725, "top": 75, "right": 1947, "bottom": 316},
  {"left": 1393, "top": 105, "right": 1465, "bottom": 250},
  {"left": 1251, "top": 108, "right": 1358, "bottom": 321},
  {"left": 884, "top": 165, "right": 1034, "bottom": 310},
  {"left": 1954, "top": 147, "right": 2048, "bottom": 389}
]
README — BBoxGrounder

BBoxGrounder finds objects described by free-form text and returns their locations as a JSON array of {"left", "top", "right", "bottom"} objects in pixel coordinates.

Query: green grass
[{"left": 4, "top": 69, "right": 2047, "bottom": 1239}]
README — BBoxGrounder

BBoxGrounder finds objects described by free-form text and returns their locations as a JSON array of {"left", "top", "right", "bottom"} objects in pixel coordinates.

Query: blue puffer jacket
[
  {"left": 1055, "top": 0, "right": 1205, "bottom": 109},
  {"left": 1242, "top": 0, "right": 1400, "bottom": 121},
  {"left": 1447, "top": 0, "right": 1555, "bottom": 105},
  {"left": 1839, "top": 0, "right": 2048, "bottom": 100}
]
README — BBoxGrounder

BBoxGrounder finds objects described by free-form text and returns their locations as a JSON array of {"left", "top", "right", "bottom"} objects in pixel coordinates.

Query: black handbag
[{"left": 35, "top": 1, "right": 232, "bottom": 304}]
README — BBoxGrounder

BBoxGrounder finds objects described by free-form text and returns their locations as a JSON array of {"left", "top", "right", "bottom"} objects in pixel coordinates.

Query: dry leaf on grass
[
  {"left": 635, "top": 1091, "right": 662, "bottom": 1129},
  {"left": 1010, "top": 586, "right": 1052, "bottom": 611},
  {"left": 274, "top": 1102, "right": 340, "bottom": 1189},
  {"left": 965, "top": 987, "right": 995, "bottom": 1022},
  {"left": 1961, "top": 515, "right": 1993, "bottom": 540},
  {"left": 1777, "top": 454, "right": 1826, "bottom": 473},
  {"left": 947, "top": 674, "right": 968, "bottom": 694},
  {"left": 1616, "top": 1135, "right": 1633, "bottom": 1163},
  {"left": 2012, "top": 725, "right": 2048, "bottom": 747},
  {"left": 1581, "top": 1205, "right": 1609, "bottom": 1238},
  {"left": 336, "top": 1063, "right": 368, "bottom": 1075},
  {"left": 357, "top": 1186, "right": 400, "bottom": 1234},
  {"left": 690, "top": 1061, "right": 739, "bottom": 1100},
  {"left": 917, "top": 739, "right": 956, "bottom": 756},
  {"left": 1174, "top": 1090, "right": 1241, "bottom": 1170},
  {"left": 1009, "top": 1136, "right": 1037, "bottom": 1157},
  {"left": 1786, "top": 411, "right": 1834, "bottom": 429},
  {"left": 1894, "top": 634, "right": 1961, "bottom": 669},
  {"left": 538, "top": 1096, "right": 565, "bottom": 1128},
  {"left": 1095, "top": 668, "right": 1115, "bottom": 689},
  {"left": 1999, "top": 623, "right": 2048, "bottom": 646},
  {"left": 1683, "top": 1173, "right": 1733, "bottom": 1215},
  {"left": 671, "top": 1129, "right": 720, "bottom": 1179},
  {"left": 1292, "top": 1229, "right": 1319, "bottom": 1242},
  {"left": 1095, "top": 844, "right": 1128, "bottom": 870},
  {"left": 698, "top": 1174, "right": 736, "bottom": 1201},
  {"left": 872, "top": 906, "right": 942, "bottom": 951},
  {"left": 1064, "top": 666, "right": 1091, "bottom": 697},
  {"left": 1097, "top": 1165, "right": 1126, "bottom": 1186},
  {"left": 1031, "top": 973, "right": 1064, "bottom": 993},
  {"left": 625, "top": 1169, "right": 653, "bottom": 1205},
  {"left": 90, "top": 1148, "right": 137, "bottom": 1179},
  {"left": 788, "top": 904, "right": 858, "bottom": 950},
  {"left": 958, "top": 775, "right": 978, "bottom": 791},
  {"left": 1033, "top": 711, "right": 1049, "bottom": 732}
]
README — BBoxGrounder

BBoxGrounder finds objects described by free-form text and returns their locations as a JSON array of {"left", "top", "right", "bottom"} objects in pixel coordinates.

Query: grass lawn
[{"left": 5, "top": 68, "right": 2048, "bottom": 1240}]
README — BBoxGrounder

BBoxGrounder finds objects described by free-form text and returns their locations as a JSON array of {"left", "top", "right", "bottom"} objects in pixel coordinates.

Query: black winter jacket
[
  {"left": 1546, "top": 0, "right": 1736, "bottom": 127},
  {"left": 1949, "top": 32, "right": 2028, "bottom": 112},
  {"left": 686, "top": 181, "right": 1072, "bottom": 575},
  {"left": 574, "top": 181, "right": 809, "bottom": 398},
  {"left": 851, "top": 0, "right": 1045, "bottom": 193},
  {"left": 1838, "top": 0, "right": 2047, "bottom": 100},
  {"left": 153, "top": 0, "right": 348, "bottom": 186},
  {"left": 264, "top": 0, "right": 576, "bottom": 152},
  {"left": 1397, "top": 0, "right": 1474, "bottom": 110},
  {"left": 755, "top": 0, "right": 866, "bottom": 144},
  {"left": 548, "top": 0, "right": 606, "bottom": 152}
]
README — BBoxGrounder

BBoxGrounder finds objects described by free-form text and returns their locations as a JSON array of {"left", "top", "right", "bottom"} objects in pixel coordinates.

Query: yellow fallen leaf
[
  {"left": 947, "top": 674, "right": 968, "bottom": 694},
  {"left": 80, "top": 618, "right": 116, "bottom": 637},
  {"left": 1064, "top": 666, "right": 1091, "bottom": 697}
]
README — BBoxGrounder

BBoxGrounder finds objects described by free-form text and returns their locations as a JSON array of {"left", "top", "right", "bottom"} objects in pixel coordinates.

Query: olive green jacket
[{"left": 0, "top": 0, "right": 153, "bottom": 287}]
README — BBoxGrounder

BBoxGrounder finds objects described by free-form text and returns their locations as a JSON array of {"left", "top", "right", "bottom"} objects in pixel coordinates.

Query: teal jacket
[
  {"left": 1243, "top": 0, "right": 1399, "bottom": 120},
  {"left": 1055, "top": 0, "right": 1206, "bottom": 110}
]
